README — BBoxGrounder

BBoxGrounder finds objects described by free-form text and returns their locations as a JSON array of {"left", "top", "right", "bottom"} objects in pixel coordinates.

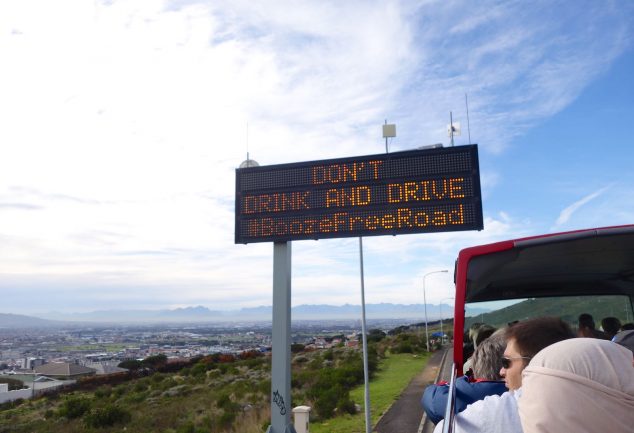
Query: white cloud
[
  {"left": 555, "top": 186, "right": 611, "bottom": 226},
  {"left": 0, "top": 0, "right": 632, "bottom": 314}
]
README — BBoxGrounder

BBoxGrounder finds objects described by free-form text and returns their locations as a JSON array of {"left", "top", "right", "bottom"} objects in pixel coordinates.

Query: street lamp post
[
  {"left": 440, "top": 297, "right": 455, "bottom": 345},
  {"left": 423, "top": 270, "right": 449, "bottom": 352}
]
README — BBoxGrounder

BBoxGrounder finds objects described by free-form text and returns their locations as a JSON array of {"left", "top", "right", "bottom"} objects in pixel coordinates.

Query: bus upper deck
[{"left": 452, "top": 224, "right": 634, "bottom": 375}]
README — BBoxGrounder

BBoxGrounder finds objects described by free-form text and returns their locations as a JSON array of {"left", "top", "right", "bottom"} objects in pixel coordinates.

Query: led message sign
[{"left": 235, "top": 144, "right": 483, "bottom": 243}]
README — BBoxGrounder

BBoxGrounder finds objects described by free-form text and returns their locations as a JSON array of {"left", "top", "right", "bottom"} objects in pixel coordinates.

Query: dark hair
[
  {"left": 601, "top": 317, "right": 621, "bottom": 337},
  {"left": 506, "top": 317, "right": 575, "bottom": 358},
  {"left": 578, "top": 313, "right": 595, "bottom": 330},
  {"left": 474, "top": 326, "right": 496, "bottom": 347},
  {"left": 622, "top": 323, "right": 634, "bottom": 331}
]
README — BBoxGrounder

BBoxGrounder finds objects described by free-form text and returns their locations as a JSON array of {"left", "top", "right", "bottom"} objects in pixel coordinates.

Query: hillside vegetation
[
  {"left": 465, "top": 295, "right": 631, "bottom": 329},
  {"left": 0, "top": 330, "right": 430, "bottom": 433}
]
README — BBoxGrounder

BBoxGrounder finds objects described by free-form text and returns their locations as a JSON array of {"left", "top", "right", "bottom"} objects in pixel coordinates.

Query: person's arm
[{"left": 422, "top": 383, "right": 449, "bottom": 424}]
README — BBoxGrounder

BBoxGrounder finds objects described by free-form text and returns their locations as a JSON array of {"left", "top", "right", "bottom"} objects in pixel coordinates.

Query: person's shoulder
[
  {"left": 459, "top": 379, "right": 506, "bottom": 399},
  {"left": 469, "top": 390, "right": 515, "bottom": 410}
]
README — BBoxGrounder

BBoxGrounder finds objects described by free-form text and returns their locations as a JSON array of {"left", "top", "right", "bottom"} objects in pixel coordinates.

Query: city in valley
[{"left": 0, "top": 318, "right": 415, "bottom": 378}]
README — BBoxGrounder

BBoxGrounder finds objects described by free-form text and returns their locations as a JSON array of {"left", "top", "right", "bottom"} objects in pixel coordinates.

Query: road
[{"left": 373, "top": 347, "right": 451, "bottom": 433}]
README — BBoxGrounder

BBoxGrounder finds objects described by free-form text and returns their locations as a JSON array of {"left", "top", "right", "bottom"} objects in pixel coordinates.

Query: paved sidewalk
[{"left": 373, "top": 348, "right": 448, "bottom": 433}]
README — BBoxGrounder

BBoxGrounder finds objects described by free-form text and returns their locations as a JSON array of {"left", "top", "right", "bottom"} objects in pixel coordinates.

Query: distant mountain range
[
  {"left": 0, "top": 303, "right": 490, "bottom": 327},
  {"left": 0, "top": 313, "right": 62, "bottom": 328}
]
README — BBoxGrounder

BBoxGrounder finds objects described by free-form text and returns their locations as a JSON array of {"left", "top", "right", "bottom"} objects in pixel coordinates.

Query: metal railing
[{"left": 441, "top": 363, "right": 457, "bottom": 433}]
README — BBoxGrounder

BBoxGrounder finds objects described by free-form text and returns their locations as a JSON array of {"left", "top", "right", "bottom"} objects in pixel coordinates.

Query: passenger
[
  {"left": 518, "top": 338, "right": 634, "bottom": 433},
  {"left": 622, "top": 322, "right": 634, "bottom": 331},
  {"left": 463, "top": 324, "right": 495, "bottom": 373},
  {"left": 613, "top": 329, "right": 634, "bottom": 358},
  {"left": 433, "top": 317, "right": 575, "bottom": 433},
  {"left": 601, "top": 316, "right": 622, "bottom": 339},
  {"left": 422, "top": 330, "right": 507, "bottom": 423},
  {"left": 577, "top": 313, "right": 609, "bottom": 339},
  {"left": 461, "top": 323, "right": 481, "bottom": 364}
]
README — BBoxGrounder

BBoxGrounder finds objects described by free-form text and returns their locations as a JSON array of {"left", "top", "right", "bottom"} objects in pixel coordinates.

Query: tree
[
  {"left": 118, "top": 359, "right": 142, "bottom": 370},
  {"left": 142, "top": 354, "right": 168, "bottom": 369}
]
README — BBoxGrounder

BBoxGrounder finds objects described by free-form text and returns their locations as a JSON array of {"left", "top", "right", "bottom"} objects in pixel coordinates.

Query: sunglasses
[{"left": 501, "top": 356, "right": 532, "bottom": 369}]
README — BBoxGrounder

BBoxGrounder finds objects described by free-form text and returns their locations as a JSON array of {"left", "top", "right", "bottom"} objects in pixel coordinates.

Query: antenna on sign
[
  {"left": 239, "top": 121, "right": 259, "bottom": 168},
  {"left": 447, "top": 112, "right": 461, "bottom": 147},
  {"left": 465, "top": 94, "right": 472, "bottom": 144}
]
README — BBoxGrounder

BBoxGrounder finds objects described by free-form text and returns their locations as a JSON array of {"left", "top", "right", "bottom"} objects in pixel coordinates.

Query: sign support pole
[
  {"left": 268, "top": 241, "right": 296, "bottom": 433},
  {"left": 359, "top": 237, "right": 372, "bottom": 433}
]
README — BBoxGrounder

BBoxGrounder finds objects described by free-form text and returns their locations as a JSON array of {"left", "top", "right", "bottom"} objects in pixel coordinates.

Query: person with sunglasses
[{"left": 433, "top": 317, "right": 575, "bottom": 433}]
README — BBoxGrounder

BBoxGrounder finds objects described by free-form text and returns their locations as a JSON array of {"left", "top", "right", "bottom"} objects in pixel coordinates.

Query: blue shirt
[{"left": 421, "top": 375, "right": 507, "bottom": 424}]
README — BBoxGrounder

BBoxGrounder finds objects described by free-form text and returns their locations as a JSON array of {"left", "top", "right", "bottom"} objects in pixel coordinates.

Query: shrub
[
  {"left": 83, "top": 404, "right": 131, "bottom": 428},
  {"left": 395, "top": 341, "right": 413, "bottom": 353},
  {"left": 112, "top": 384, "right": 127, "bottom": 397},
  {"left": 291, "top": 344, "right": 305, "bottom": 353},
  {"left": 368, "top": 329, "right": 387, "bottom": 343},
  {"left": 58, "top": 396, "right": 91, "bottom": 419},
  {"left": 216, "top": 393, "right": 236, "bottom": 411},
  {"left": 218, "top": 410, "right": 236, "bottom": 428},
  {"left": 94, "top": 386, "right": 112, "bottom": 399},
  {"left": 151, "top": 373, "right": 165, "bottom": 384},
  {"left": 122, "top": 391, "right": 147, "bottom": 404},
  {"left": 337, "top": 396, "right": 357, "bottom": 415},
  {"left": 190, "top": 363, "right": 207, "bottom": 377},
  {"left": 312, "top": 385, "right": 342, "bottom": 419}
]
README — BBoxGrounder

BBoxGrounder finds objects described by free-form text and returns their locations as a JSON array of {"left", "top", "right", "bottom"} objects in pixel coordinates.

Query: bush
[
  {"left": 118, "top": 359, "right": 143, "bottom": 370},
  {"left": 83, "top": 404, "right": 131, "bottom": 428},
  {"left": 368, "top": 329, "right": 387, "bottom": 343},
  {"left": 190, "top": 363, "right": 208, "bottom": 377},
  {"left": 122, "top": 391, "right": 147, "bottom": 404},
  {"left": 218, "top": 410, "right": 236, "bottom": 427},
  {"left": 312, "top": 385, "right": 342, "bottom": 419},
  {"left": 395, "top": 342, "right": 413, "bottom": 353},
  {"left": 291, "top": 344, "right": 305, "bottom": 353},
  {"left": 58, "top": 396, "right": 91, "bottom": 419},
  {"left": 94, "top": 386, "right": 112, "bottom": 399},
  {"left": 216, "top": 393, "right": 238, "bottom": 412},
  {"left": 337, "top": 396, "right": 357, "bottom": 415}
]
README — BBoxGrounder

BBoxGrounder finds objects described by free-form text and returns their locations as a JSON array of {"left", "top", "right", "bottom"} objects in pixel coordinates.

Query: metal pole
[
  {"left": 423, "top": 279, "right": 430, "bottom": 352},
  {"left": 465, "top": 93, "right": 471, "bottom": 145},
  {"left": 384, "top": 119, "right": 388, "bottom": 153},
  {"left": 440, "top": 297, "right": 454, "bottom": 345},
  {"left": 440, "top": 303, "right": 443, "bottom": 344},
  {"left": 450, "top": 112, "right": 454, "bottom": 147},
  {"left": 268, "top": 242, "right": 294, "bottom": 433},
  {"left": 423, "top": 270, "right": 449, "bottom": 352},
  {"left": 359, "top": 237, "right": 372, "bottom": 433}
]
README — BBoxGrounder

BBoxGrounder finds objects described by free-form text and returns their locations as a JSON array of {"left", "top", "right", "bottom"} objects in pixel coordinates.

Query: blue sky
[{"left": 1, "top": 0, "right": 633, "bottom": 316}]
